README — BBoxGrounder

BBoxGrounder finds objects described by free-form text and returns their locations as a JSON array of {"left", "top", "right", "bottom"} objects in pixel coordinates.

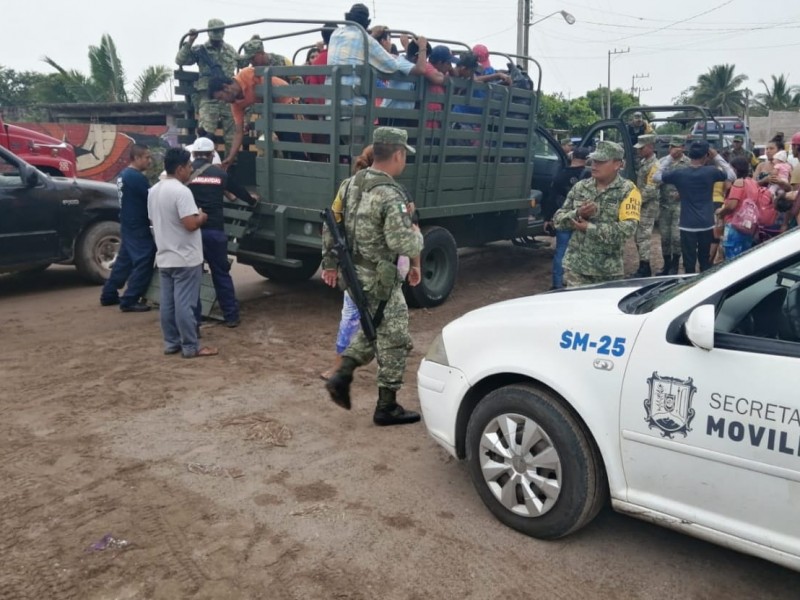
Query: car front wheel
[
  {"left": 74, "top": 221, "right": 120, "bottom": 284},
  {"left": 465, "top": 384, "right": 607, "bottom": 539}
]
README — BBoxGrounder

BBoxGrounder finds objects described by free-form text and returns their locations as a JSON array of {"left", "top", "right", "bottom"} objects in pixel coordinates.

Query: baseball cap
[
  {"left": 192, "top": 137, "right": 215, "bottom": 153},
  {"left": 633, "top": 134, "right": 656, "bottom": 149},
  {"left": 669, "top": 136, "right": 686, "bottom": 148},
  {"left": 208, "top": 19, "right": 225, "bottom": 40},
  {"left": 472, "top": 44, "right": 490, "bottom": 68},
  {"left": 733, "top": 134, "right": 744, "bottom": 142},
  {"left": 572, "top": 147, "right": 591, "bottom": 160},
  {"left": 373, "top": 127, "right": 415, "bottom": 154},
  {"left": 687, "top": 140, "right": 710, "bottom": 159},
  {"left": 588, "top": 140, "right": 624, "bottom": 162},
  {"left": 429, "top": 45, "right": 455, "bottom": 64},
  {"left": 456, "top": 51, "right": 479, "bottom": 71}
]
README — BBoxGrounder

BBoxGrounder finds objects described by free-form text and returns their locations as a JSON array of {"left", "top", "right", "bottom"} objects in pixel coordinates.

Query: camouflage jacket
[
  {"left": 322, "top": 169, "right": 423, "bottom": 281},
  {"left": 659, "top": 155, "right": 690, "bottom": 203},
  {"left": 636, "top": 153, "right": 660, "bottom": 205},
  {"left": 175, "top": 40, "right": 241, "bottom": 90},
  {"left": 553, "top": 174, "right": 642, "bottom": 278}
]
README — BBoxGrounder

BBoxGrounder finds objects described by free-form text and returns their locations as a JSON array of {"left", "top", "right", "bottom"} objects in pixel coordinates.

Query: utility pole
[
  {"left": 631, "top": 73, "right": 649, "bottom": 96},
  {"left": 607, "top": 47, "right": 630, "bottom": 119},
  {"left": 516, "top": 0, "right": 531, "bottom": 69},
  {"left": 636, "top": 86, "right": 652, "bottom": 103}
]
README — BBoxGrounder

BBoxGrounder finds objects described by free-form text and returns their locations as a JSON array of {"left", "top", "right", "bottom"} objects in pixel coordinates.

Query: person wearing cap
[
  {"left": 552, "top": 140, "right": 642, "bottom": 287},
  {"left": 472, "top": 44, "right": 495, "bottom": 76},
  {"left": 176, "top": 20, "right": 240, "bottom": 147},
  {"left": 627, "top": 111, "right": 653, "bottom": 145},
  {"left": 653, "top": 139, "right": 735, "bottom": 274},
  {"left": 321, "top": 127, "right": 424, "bottom": 426},
  {"left": 729, "top": 134, "right": 758, "bottom": 170},
  {"left": 186, "top": 137, "right": 257, "bottom": 328},
  {"left": 654, "top": 136, "right": 691, "bottom": 275},
  {"left": 326, "top": 3, "right": 429, "bottom": 107},
  {"left": 240, "top": 35, "right": 302, "bottom": 85},
  {"left": 629, "top": 134, "right": 661, "bottom": 278},
  {"left": 560, "top": 138, "right": 575, "bottom": 156},
  {"left": 100, "top": 144, "right": 156, "bottom": 312},
  {"left": 543, "top": 147, "right": 590, "bottom": 289}
]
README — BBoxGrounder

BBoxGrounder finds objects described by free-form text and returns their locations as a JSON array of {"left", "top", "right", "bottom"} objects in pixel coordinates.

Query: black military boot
[
  {"left": 656, "top": 255, "right": 673, "bottom": 276},
  {"left": 325, "top": 357, "right": 359, "bottom": 410},
  {"left": 630, "top": 261, "right": 652, "bottom": 278},
  {"left": 668, "top": 254, "right": 681, "bottom": 275},
  {"left": 373, "top": 388, "right": 421, "bottom": 426}
]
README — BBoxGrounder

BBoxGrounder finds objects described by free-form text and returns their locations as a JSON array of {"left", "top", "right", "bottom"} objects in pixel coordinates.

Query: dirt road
[{"left": 1, "top": 240, "right": 798, "bottom": 599}]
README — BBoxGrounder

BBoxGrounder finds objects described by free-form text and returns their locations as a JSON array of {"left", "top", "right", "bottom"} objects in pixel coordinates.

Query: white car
[{"left": 418, "top": 230, "right": 800, "bottom": 572}]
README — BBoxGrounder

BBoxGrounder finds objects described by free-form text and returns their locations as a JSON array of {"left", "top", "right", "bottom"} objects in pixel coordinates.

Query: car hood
[{"left": 47, "top": 174, "right": 118, "bottom": 202}]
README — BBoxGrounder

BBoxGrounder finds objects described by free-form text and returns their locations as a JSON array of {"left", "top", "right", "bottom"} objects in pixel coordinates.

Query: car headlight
[{"left": 424, "top": 333, "right": 449, "bottom": 366}]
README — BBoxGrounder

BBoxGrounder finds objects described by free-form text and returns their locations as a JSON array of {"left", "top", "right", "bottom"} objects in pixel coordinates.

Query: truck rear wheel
[
  {"left": 404, "top": 226, "right": 458, "bottom": 308},
  {"left": 75, "top": 221, "right": 120, "bottom": 284},
  {"left": 252, "top": 254, "right": 321, "bottom": 283}
]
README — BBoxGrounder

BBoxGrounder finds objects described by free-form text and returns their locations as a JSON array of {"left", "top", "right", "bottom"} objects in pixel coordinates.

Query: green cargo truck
[{"left": 175, "top": 19, "right": 567, "bottom": 307}]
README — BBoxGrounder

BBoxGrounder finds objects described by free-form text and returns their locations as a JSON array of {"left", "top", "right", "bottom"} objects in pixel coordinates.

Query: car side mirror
[
  {"left": 24, "top": 168, "right": 39, "bottom": 188},
  {"left": 685, "top": 304, "right": 715, "bottom": 350}
]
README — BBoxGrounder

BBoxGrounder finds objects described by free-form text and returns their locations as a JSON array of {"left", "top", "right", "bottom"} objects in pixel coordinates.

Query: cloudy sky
[{"left": 3, "top": 0, "right": 799, "bottom": 106}]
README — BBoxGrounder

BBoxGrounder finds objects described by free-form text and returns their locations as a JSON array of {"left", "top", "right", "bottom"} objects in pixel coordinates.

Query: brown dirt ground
[{"left": 1, "top": 236, "right": 798, "bottom": 599}]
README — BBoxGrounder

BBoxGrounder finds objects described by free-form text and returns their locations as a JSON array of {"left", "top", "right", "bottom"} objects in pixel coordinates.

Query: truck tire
[
  {"left": 74, "top": 221, "right": 121, "bottom": 284},
  {"left": 404, "top": 226, "right": 457, "bottom": 308},
  {"left": 252, "top": 255, "right": 321, "bottom": 283}
]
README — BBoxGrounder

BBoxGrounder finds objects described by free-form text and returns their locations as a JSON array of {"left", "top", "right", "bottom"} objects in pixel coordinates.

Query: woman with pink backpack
[{"left": 717, "top": 156, "right": 759, "bottom": 259}]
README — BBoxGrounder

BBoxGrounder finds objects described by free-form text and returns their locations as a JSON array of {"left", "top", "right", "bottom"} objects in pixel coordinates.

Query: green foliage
[
  {"left": 584, "top": 88, "right": 639, "bottom": 119},
  {"left": 755, "top": 74, "right": 800, "bottom": 112},
  {"left": 538, "top": 92, "right": 601, "bottom": 135},
  {"left": 655, "top": 122, "right": 685, "bottom": 135},
  {"left": 42, "top": 34, "right": 169, "bottom": 104},
  {"left": 689, "top": 64, "right": 748, "bottom": 116}
]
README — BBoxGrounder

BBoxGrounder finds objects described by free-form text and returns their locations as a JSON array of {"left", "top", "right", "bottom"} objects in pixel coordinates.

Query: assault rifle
[{"left": 322, "top": 207, "right": 381, "bottom": 363}]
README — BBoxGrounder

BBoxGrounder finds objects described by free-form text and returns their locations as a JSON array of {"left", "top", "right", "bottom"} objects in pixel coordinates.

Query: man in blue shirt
[
  {"left": 654, "top": 140, "right": 735, "bottom": 273},
  {"left": 100, "top": 144, "right": 157, "bottom": 312}
]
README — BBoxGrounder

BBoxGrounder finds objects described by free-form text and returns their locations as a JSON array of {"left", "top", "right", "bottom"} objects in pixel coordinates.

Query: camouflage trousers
[
  {"left": 193, "top": 96, "right": 235, "bottom": 148},
  {"left": 342, "top": 283, "right": 413, "bottom": 392},
  {"left": 634, "top": 198, "right": 660, "bottom": 262},
  {"left": 658, "top": 200, "right": 682, "bottom": 256},
  {"left": 564, "top": 270, "right": 621, "bottom": 288}
]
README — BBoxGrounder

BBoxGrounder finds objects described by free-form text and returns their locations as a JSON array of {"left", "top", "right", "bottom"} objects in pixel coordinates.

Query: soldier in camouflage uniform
[
  {"left": 321, "top": 127, "right": 424, "bottom": 426},
  {"left": 175, "top": 19, "right": 242, "bottom": 147},
  {"left": 656, "top": 136, "right": 690, "bottom": 275},
  {"left": 630, "top": 134, "right": 660, "bottom": 277},
  {"left": 553, "top": 141, "right": 642, "bottom": 287},
  {"left": 241, "top": 35, "right": 303, "bottom": 84},
  {"left": 728, "top": 134, "right": 759, "bottom": 170}
]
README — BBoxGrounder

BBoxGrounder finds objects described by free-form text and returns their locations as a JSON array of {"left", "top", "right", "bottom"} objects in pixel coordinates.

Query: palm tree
[
  {"left": 755, "top": 74, "right": 800, "bottom": 112},
  {"left": 690, "top": 64, "right": 749, "bottom": 116},
  {"left": 43, "top": 34, "right": 170, "bottom": 103}
]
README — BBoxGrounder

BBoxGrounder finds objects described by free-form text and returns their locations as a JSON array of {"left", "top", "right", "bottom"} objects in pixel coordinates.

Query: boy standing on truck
[{"left": 100, "top": 144, "right": 157, "bottom": 312}]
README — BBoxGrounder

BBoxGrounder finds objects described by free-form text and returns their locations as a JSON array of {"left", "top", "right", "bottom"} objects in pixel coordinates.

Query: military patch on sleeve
[
  {"left": 618, "top": 187, "right": 642, "bottom": 221},
  {"left": 399, "top": 202, "right": 408, "bottom": 213}
]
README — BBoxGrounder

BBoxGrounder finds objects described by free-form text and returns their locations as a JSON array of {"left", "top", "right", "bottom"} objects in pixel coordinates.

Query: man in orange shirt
[{"left": 208, "top": 67, "right": 297, "bottom": 168}]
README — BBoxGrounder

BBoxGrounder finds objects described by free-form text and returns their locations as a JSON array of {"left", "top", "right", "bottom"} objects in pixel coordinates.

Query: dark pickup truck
[{"left": 0, "top": 145, "right": 121, "bottom": 283}]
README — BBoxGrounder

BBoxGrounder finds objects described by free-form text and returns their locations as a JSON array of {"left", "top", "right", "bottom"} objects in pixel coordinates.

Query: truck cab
[{"left": 0, "top": 115, "right": 77, "bottom": 178}]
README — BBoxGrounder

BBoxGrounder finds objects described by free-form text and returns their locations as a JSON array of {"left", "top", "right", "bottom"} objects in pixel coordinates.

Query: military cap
[
  {"left": 373, "top": 127, "right": 415, "bottom": 154},
  {"left": 560, "top": 138, "right": 574, "bottom": 146},
  {"left": 241, "top": 35, "right": 264, "bottom": 61},
  {"left": 733, "top": 134, "right": 744, "bottom": 142},
  {"left": 633, "top": 134, "right": 656, "bottom": 149},
  {"left": 588, "top": 140, "right": 624, "bottom": 161},
  {"left": 208, "top": 19, "right": 225, "bottom": 40},
  {"left": 669, "top": 136, "right": 686, "bottom": 147}
]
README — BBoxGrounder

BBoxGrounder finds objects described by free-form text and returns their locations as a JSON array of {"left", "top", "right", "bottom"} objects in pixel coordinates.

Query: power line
[{"left": 607, "top": 0, "right": 735, "bottom": 43}]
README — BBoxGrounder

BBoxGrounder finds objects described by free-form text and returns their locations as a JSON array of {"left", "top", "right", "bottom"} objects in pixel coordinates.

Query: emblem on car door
[
  {"left": 593, "top": 358, "right": 614, "bottom": 371},
  {"left": 644, "top": 372, "right": 697, "bottom": 439}
]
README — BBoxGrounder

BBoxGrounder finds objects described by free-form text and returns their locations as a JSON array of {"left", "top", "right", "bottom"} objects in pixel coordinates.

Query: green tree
[
  {"left": 755, "top": 74, "right": 800, "bottom": 112},
  {"left": 689, "top": 64, "right": 748, "bottom": 116},
  {"left": 0, "top": 67, "right": 48, "bottom": 107},
  {"left": 538, "top": 93, "right": 601, "bottom": 135},
  {"left": 43, "top": 34, "right": 170, "bottom": 103},
  {"left": 584, "top": 88, "right": 638, "bottom": 119}
]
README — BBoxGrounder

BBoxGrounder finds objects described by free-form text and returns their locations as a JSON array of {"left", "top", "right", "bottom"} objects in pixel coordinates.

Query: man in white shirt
[{"left": 148, "top": 147, "right": 218, "bottom": 358}]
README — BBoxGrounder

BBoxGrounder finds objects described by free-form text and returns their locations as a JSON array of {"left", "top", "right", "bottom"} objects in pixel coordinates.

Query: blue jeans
[
  {"left": 552, "top": 230, "right": 572, "bottom": 289},
  {"left": 159, "top": 265, "right": 202, "bottom": 356},
  {"left": 100, "top": 230, "right": 156, "bottom": 307},
  {"left": 197, "top": 228, "right": 238, "bottom": 323}
]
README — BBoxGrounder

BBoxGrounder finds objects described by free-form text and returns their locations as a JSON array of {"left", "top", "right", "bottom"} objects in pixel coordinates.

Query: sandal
[{"left": 182, "top": 346, "right": 219, "bottom": 359}]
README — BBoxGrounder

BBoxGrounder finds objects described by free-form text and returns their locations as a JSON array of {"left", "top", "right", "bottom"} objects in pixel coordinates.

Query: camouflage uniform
[
  {"left": 633, "top": 135, "right": 661, "bottom": 263},
  {"left": 175, "top": 19, "right": 241, "bottom": 145},
  {"left": 553, "top": 141, "right": 642, "bottom": 287},
  {"left": 657, "top": 140, "right": 691, "bottom": 262}
]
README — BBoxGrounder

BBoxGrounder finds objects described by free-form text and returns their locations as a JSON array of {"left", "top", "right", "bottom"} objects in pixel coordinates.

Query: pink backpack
[
  {"left": 730, "top": 197, "right": 759, "bottom": 236},
  {"left": 754, "top": 186, "right": 778, "bottom": 227}
]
